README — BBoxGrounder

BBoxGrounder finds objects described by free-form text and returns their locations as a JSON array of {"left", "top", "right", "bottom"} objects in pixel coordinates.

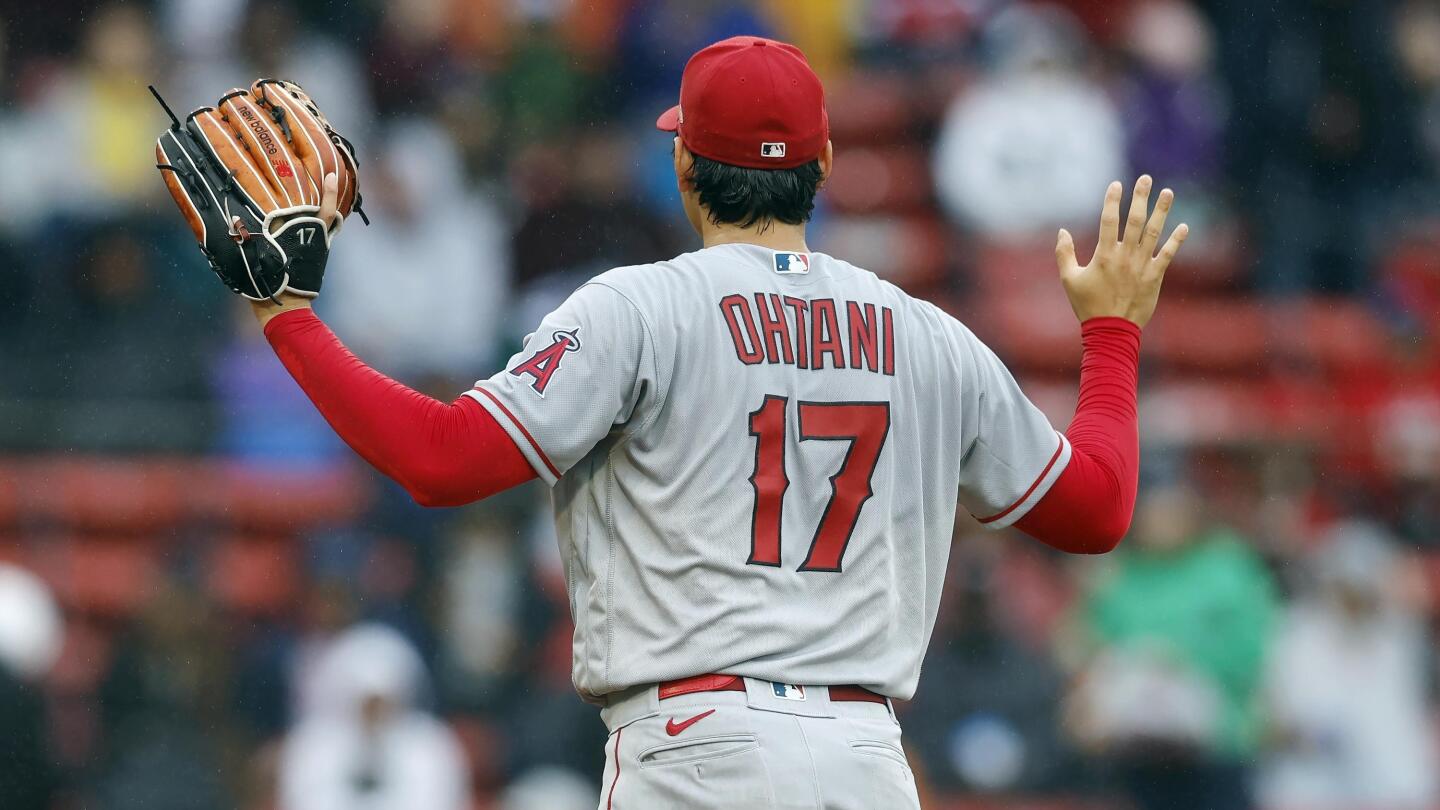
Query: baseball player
[{"left": 155, "top": 36, "right": 1186, "bottom": 810}]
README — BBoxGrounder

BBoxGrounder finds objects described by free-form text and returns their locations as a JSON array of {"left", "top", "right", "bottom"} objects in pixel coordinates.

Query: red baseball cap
[{"left": 656, "top": 36, "right": 829, "bottom": 170}]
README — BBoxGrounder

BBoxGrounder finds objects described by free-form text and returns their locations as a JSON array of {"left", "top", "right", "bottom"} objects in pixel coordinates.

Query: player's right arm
[
  {"left": 260, "top": 308, "right": 537, "bottom": 506},
  {"left": 1013, "top": 176, "right": 1187, "bottom": 552},
  {"left": 245, "top": 175, "right": 656, "bottom": 506},
  {"left": 254, "top": 273, "right": 654, "bottom": 506}
]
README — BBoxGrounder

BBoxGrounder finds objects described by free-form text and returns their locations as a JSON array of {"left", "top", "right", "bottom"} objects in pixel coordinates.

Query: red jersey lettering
[{"left": 721, "top": 294, "right": 765, "bottom": 364}]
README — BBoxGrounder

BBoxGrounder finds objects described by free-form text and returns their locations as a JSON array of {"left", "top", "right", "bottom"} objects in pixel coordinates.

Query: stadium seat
[
  {"left": 826, "top": 71, "right": 916, "bottom": 146},
  {"left": 45, "top": 616, "right": 114, "bottom": 694},
  {"left": 1277, "top": 297, "right": 1392, "bottom": 370},
  {"left": 28, "top": 536, "right": 160, "bottom": 618},
  {"left": 447, "top": 714, "right": 508, "bottom": 793},
  {"left": 195, "top": 463, "right": 371, "bottom": 531},
  {"left": 1143, "top": 298, "right": 1270, "bottom": 372},
  {"left": 0, "top": 535, "right": 21, "bottom": 565},
  {"left": 824, "top": 145, "right": 933, "bottom": 215},
  {"left": 973, "top": 241, "right": 1069, "bottom": 293},
  {"left": 970, "top": 285, "right": 1083, "bottom": 374},
  {"left": 205, "top": 535, "right": 299, "bottom": 616},
  {"left": 0, "top": 464, "right": 18, "bottom": 527},
  {"left": 14, "top": 458, "right": 193, "bottom": 532}
]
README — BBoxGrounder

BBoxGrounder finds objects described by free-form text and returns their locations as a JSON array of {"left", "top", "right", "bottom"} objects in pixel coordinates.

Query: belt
[{"left": 658, "top": 673, "right": 888, "bottom": 705}]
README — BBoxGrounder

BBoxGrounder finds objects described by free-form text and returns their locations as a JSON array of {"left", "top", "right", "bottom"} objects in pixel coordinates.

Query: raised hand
[{"left": 1055, "top": 176, "right": 1189, "bottom": 329}]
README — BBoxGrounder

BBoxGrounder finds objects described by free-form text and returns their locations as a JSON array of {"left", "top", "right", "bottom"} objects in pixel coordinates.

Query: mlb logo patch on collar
[{"left": 773, "top": 251, "right": 811, "bottom": 275}]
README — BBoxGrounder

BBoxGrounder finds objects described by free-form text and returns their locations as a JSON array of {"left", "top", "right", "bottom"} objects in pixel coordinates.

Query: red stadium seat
[
  {"left": 969, "top": 285, "right": 1083, "bottom": 375},
  {"left": 28, "top": 536, "right": 160, "bottom": 618},
  {"left": 14, "top": 458, "right": 193, "bottom": 532},
  {"left": 1256, "top": 374, "right": 1341, "bottom": 442},
  {"left": 824, "top": 145, "right": 934, "bottom": 215},
  {"left": 195, "top": 463, "right": 371, "bottom": 531},
  {"left": 1143, "top": 298, "right": 1270, "bottom": 372},
  {"left": 826, "top": 72, "right": 916, "bottom": 146},
  {"left": 0, "top": 458, "right": 370, "bottom": 534},
  {"left": 205, "top": 535, "right": 299, "bottom": 616},
  {"left": 973, "top": 241, "right": 1070, "bottom": 293},
  {"left": 1276, "top": 297, "right": 1392, "bottom": 370},
  {"left": 447, "top": 714, "right": 508, "bottom": 793},
  {"left": 46, "top": 617, "right": 115, "bottom": 694},
  {"left": 0, "top": 464, "right": 18, "bottom": 527}
]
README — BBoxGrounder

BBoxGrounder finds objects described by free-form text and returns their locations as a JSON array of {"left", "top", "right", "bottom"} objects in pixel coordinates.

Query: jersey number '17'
[{"left": 746, "top": 396, "right": 891, "bottom": 572}]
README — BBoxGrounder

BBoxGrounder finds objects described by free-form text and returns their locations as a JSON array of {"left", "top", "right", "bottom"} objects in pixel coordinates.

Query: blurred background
[{"left": 0, "top": 0, "right": 1438, "bottom": 808}]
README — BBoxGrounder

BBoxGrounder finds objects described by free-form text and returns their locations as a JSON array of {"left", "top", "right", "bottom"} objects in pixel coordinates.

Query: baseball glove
[{"left": 152, "top": 79, "right": 366, "bottom": 301}]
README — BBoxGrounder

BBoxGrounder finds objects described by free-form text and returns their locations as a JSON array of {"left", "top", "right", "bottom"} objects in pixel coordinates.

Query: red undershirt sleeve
[
  {"left": 264, "top": 308, "right": 537, "bottom": 507},
  {"left": 1013, "top": 317, "right": 1142, "bottom": 554}
]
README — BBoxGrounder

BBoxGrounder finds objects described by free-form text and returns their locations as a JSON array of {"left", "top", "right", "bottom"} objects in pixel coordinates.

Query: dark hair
[{"left": 688, "top": 154, "right": 823, "bottom": 230}]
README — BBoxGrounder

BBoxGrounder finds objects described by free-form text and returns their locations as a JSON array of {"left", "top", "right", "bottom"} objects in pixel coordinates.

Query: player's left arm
[
  {"left": 1015, "top": 176, "right": 1188, "bottom": 553},
  {"left": 1012, "top": 318, "right": 1140, "bottom": 553},
  {"left": 959, "top": 177, "right": 1186, "bottom": 553}
]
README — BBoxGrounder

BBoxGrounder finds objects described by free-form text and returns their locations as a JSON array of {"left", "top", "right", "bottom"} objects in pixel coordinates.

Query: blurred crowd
[{"left": 1, "top": 0, "right": 1439, "bottom": 808}]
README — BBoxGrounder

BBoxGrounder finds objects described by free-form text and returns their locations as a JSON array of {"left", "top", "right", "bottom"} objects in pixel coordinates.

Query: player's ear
[
  {"left": 817, "top": 140, "right": 834, "bottom": 189},
  {"left": 673, "top": 137, "right": 696, "bottom": 190}
]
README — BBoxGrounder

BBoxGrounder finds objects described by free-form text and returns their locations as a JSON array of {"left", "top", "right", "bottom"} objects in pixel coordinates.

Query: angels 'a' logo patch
[{"left": 511, "top": 328, "right": 581, "bottom": 396}]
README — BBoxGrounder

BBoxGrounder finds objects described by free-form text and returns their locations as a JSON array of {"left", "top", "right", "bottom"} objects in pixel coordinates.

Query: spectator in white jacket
[
  {"left": 279, "top": 623, "right": 470, "bottom": 810},
  {"left": 933, "top": 4, "right": 1125, "bottom": 241},
  {"left": 1260, "top": 521, "right": 1439, "bottom": 810}
]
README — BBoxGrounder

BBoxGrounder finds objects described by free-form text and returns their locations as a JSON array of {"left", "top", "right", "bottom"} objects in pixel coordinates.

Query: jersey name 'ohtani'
[{"left": 720, "top": 293, "right": 896, "bottom": 374}]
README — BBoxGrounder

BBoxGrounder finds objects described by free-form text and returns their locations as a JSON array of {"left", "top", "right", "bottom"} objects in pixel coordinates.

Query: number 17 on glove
[{"left": 151, "top": 80, "right": 366, "bottom": 301}]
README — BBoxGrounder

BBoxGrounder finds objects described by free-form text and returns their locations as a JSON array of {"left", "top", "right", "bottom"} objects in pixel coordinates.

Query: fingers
[
  {"left": 218, "top": 90, "right": 307, "bottom": 207},
  {"left": 319, "top": 172, "right": 340, "bottom": 230},
  {"left": 1055, "top": 228, "right": 1080, "bottom": 278},
  {"left": 1141, "top": 188, "right": 1174, "bottom": 257},
  {"left": 253, "top": 79, "right": 341, "bottom": 206},
  {"left": 190, "top": 108, "right": 280, "bottom": 210},
  {"left": 1097, "top": 181, "right": 1122, "bottom": 250},
  {"left": 1149, "top": 223, "right": 1190, "bottom": 278},
  {"left": 1123, "top": 175, "right": 1152, "bottom": 247}
]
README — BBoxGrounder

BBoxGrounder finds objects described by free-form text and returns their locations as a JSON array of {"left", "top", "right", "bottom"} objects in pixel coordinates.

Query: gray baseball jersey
[{"left": 467, "top": 243, "right": 1069, "bottom": 699}]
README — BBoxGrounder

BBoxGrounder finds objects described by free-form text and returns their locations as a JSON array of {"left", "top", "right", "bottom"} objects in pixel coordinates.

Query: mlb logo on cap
[
  {"left": 774, "top": 251, "right": 811, "bottom": 275},
  {"left": 655, "top": 36, "right": 829, "bottom": 170}
]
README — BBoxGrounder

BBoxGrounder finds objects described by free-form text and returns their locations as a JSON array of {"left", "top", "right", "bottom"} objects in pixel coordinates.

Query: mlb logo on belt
[
  {"left": 774, "top": 251, "right": 810, "bottom": 275},
  {"left": 771, "top": 682, "right": 806, "bottom": 701}
]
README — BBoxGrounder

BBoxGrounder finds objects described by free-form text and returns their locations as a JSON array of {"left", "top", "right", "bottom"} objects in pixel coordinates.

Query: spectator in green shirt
[{"left": 1063, "top": 483, "right": 1279, "bottom": 810}]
